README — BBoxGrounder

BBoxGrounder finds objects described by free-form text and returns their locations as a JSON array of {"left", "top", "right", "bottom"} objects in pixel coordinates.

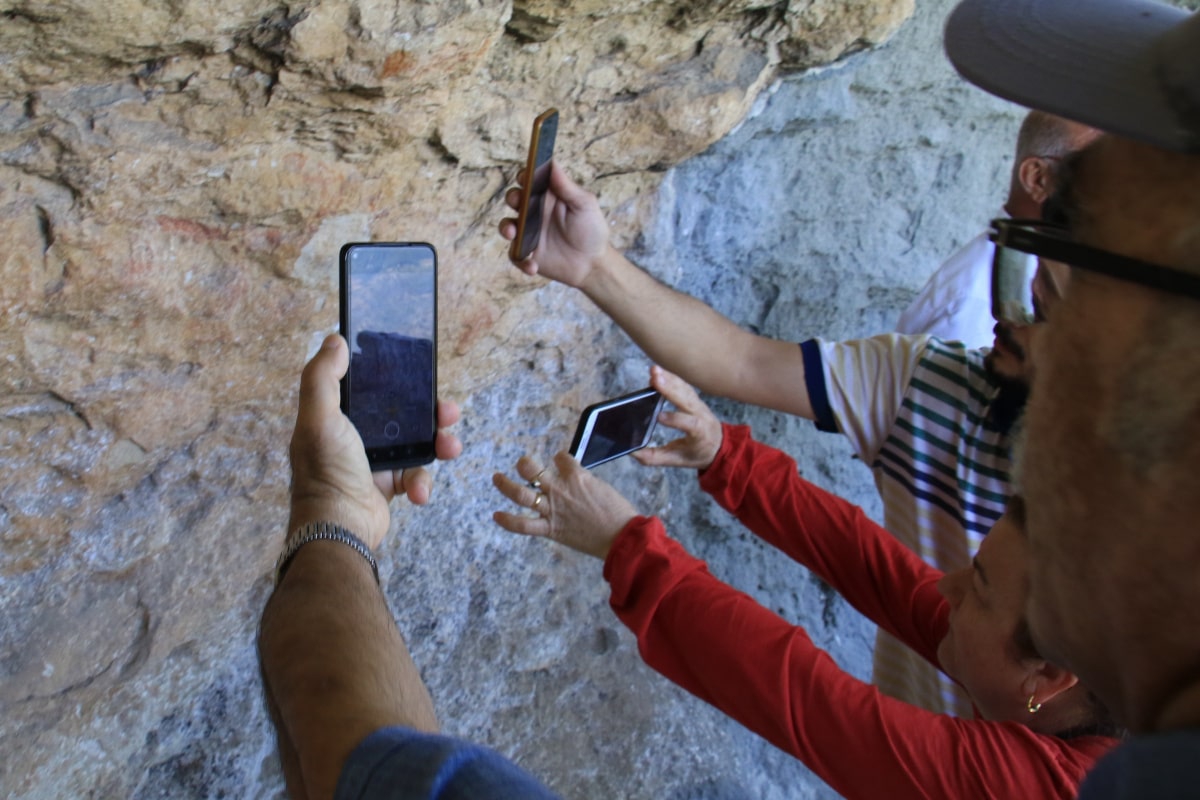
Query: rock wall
[{"left": 0, "top": 0, "right": 1055, "bottom": 797}]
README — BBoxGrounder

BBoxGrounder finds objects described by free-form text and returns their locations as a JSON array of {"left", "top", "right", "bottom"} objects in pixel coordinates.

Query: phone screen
[
  {"left": 339, "top": 242, "right": 437, "bottom": 469},
  {"left": 511, "top": 108, "right": 559, "bottom": 262},
  {"left": 570, "top": 389, "right": 664, "bottom": 469}
]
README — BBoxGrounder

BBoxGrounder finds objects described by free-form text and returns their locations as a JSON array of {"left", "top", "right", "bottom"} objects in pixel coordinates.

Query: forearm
[
  {"left": 699, "top": 425, "right": 947, "bottom": 663},
  {"left": 580, "top": 245, "right": 813, "bottom": 418},
  {"left": 260, "top": 677, "right": 309, "bottom": 800},
  {"left": 606, "top": 519, "right": 1061, "bottom": 800},
  {"left": 259, "top": 541, "right": 438, "bottom": 800},
  {"left": 606, "top": 519, "right": 921, "bottom": 795}
]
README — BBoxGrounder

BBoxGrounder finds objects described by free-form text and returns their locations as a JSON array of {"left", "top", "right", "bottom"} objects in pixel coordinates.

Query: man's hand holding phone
[
  {"left": 501, "top": 114, "right": 611, "bottom": 289},
  {"left": 289, "top": 335, "right": 462, "bottom": 551}
]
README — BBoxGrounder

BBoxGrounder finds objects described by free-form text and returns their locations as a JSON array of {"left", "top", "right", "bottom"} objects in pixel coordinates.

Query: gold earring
[{"left": 1027, "top": 694, "right": 1042, "bottom": 714}]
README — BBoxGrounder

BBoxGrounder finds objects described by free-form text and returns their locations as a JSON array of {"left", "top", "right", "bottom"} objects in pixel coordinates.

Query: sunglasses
[{"left": 989, "top": 218, "right": 1200, "bottom": 324}]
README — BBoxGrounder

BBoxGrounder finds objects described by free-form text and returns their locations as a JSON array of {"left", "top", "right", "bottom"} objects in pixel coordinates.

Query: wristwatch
[{"left": 274, "top": 521, "right": 379, "bottom": 587}]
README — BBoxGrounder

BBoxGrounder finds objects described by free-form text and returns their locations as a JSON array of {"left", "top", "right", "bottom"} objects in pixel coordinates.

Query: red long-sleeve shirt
[{"left": 603, "top": 424, "right": 1116, "bottom": 799}]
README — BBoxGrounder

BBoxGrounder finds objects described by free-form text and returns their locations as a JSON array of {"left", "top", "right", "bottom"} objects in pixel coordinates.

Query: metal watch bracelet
[{"left": 274, "top": 521, "right": 379, "bottom": 587}]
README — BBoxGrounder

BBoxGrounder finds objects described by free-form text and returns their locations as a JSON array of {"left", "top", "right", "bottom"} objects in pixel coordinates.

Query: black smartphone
[
  {"left": 339, "top": 242, "right": 437, "bottom": 470},
  {"left": 509, "top": 108, "right": 559, "bottom": 263},
  {"left": 569, "top": 388, "right": 665, "bottom": 468}
]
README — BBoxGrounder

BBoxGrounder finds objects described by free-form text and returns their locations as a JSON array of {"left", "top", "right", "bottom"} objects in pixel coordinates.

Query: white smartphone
[{"left": 568, "top": 388, "right": 665, "bottom": 468}]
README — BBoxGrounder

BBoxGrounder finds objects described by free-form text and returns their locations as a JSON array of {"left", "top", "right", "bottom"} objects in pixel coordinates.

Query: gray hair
[{"left": 1015, "top": 110, "right": 1087, "bottom": 161}]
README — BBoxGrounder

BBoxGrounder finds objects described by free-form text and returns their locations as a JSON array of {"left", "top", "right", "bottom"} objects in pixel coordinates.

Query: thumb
[
  {"left": 296, "top": 334, "right": 349, "bottom": 434},
  {"left": 632, "top": 445, "right": 672, "bottom": 467},
  {"left": 632, "top": 441, "right": 698, "bottom": 470}
]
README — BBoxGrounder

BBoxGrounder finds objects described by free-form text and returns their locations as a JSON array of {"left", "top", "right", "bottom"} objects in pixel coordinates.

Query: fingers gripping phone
[
  {"left": 339, "top": 242, "right": 438, "bottom": 470},
  {"left": 569, "top": 388, "right": 665, "bottom": 468},
  {"left": 509, "top": 108, "right": 559, "bottom": 263}
]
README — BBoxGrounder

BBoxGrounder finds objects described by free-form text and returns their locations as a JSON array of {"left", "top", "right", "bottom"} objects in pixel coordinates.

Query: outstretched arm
[
  {"left": 499, "top": 162, "right": 814, "bottom": 419},
  {"left": 489, "top": 386, "right": 1098, "bottom": 799},
  {"left": 632, "top": 367, "right": 945, "bottom": 660},
  {"left": 605, "top": 520, "right": 1098, "bottom": 800},
  {"left": 698, "top": 422, "right": 947, "bottom": 664},
  {"left": 258, "top": 334, "right": 461, "bottom": 800}
]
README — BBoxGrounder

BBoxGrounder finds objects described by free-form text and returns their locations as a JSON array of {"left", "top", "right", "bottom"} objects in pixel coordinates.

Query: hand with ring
[
  {"left": 492, "top": 452, "right": 638, "bottom": 560},
  {"left": 528, "top": 467, "right": 548, "bottom": 490}
]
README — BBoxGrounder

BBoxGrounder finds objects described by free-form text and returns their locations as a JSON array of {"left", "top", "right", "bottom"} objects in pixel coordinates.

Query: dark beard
[
  {"left": 983, "top": 321, "right": 1030, "bottom": 435},
  {"left": 994, "top": 322, "right": 1026, "bottom": 361},
  {"left": 986, "top": 370, "right": 1029, "bottom": 435}
]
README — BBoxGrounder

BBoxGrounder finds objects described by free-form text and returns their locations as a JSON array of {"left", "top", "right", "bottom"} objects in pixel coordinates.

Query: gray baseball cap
[{"left": 944, "top": 0, "right": 1200, "bottom": 153}]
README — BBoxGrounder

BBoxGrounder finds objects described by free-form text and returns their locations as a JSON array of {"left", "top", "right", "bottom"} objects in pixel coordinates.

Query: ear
[
  {"left": 1017, "top": 156, "right": 1056, "bottom": 206},
  {"left": 1021, "top": 659, "right": 1080, "bottom": 707}
]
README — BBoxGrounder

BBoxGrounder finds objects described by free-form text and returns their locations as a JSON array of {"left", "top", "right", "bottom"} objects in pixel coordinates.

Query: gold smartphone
[{"left": 510, "top": 108, "right": 559, "bottom": 263}]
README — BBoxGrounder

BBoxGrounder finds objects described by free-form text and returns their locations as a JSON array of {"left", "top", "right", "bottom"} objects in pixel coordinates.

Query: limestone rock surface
[{"left": 0, "top": 1, "right": 935, "bottom": 797}]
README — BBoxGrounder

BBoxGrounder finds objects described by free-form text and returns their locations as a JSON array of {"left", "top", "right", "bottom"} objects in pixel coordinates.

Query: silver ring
[
  {"left": 528, "top": 468, "right": 548, "bottom": 489},
  {"left": 532, "top": 493, "right": 545, "bottom": 511}
]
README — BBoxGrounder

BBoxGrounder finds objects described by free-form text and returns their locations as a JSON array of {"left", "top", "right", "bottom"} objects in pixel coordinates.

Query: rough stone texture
[{"left": 0, "top": 0, "right": 1082, "bottom": 796}]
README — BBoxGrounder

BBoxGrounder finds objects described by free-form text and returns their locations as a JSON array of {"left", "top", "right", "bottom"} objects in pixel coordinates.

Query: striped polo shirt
[{"left": 800, "top": 333, "right": 1013, "bottom": 717}]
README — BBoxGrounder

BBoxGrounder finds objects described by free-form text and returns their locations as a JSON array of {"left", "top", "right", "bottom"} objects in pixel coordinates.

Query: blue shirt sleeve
[
  {"left": 800, "top": 339, "right": 837, "bottom": 433},
  {"left": 336, "top": 727, "right": 562, "bottom": 800}
]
